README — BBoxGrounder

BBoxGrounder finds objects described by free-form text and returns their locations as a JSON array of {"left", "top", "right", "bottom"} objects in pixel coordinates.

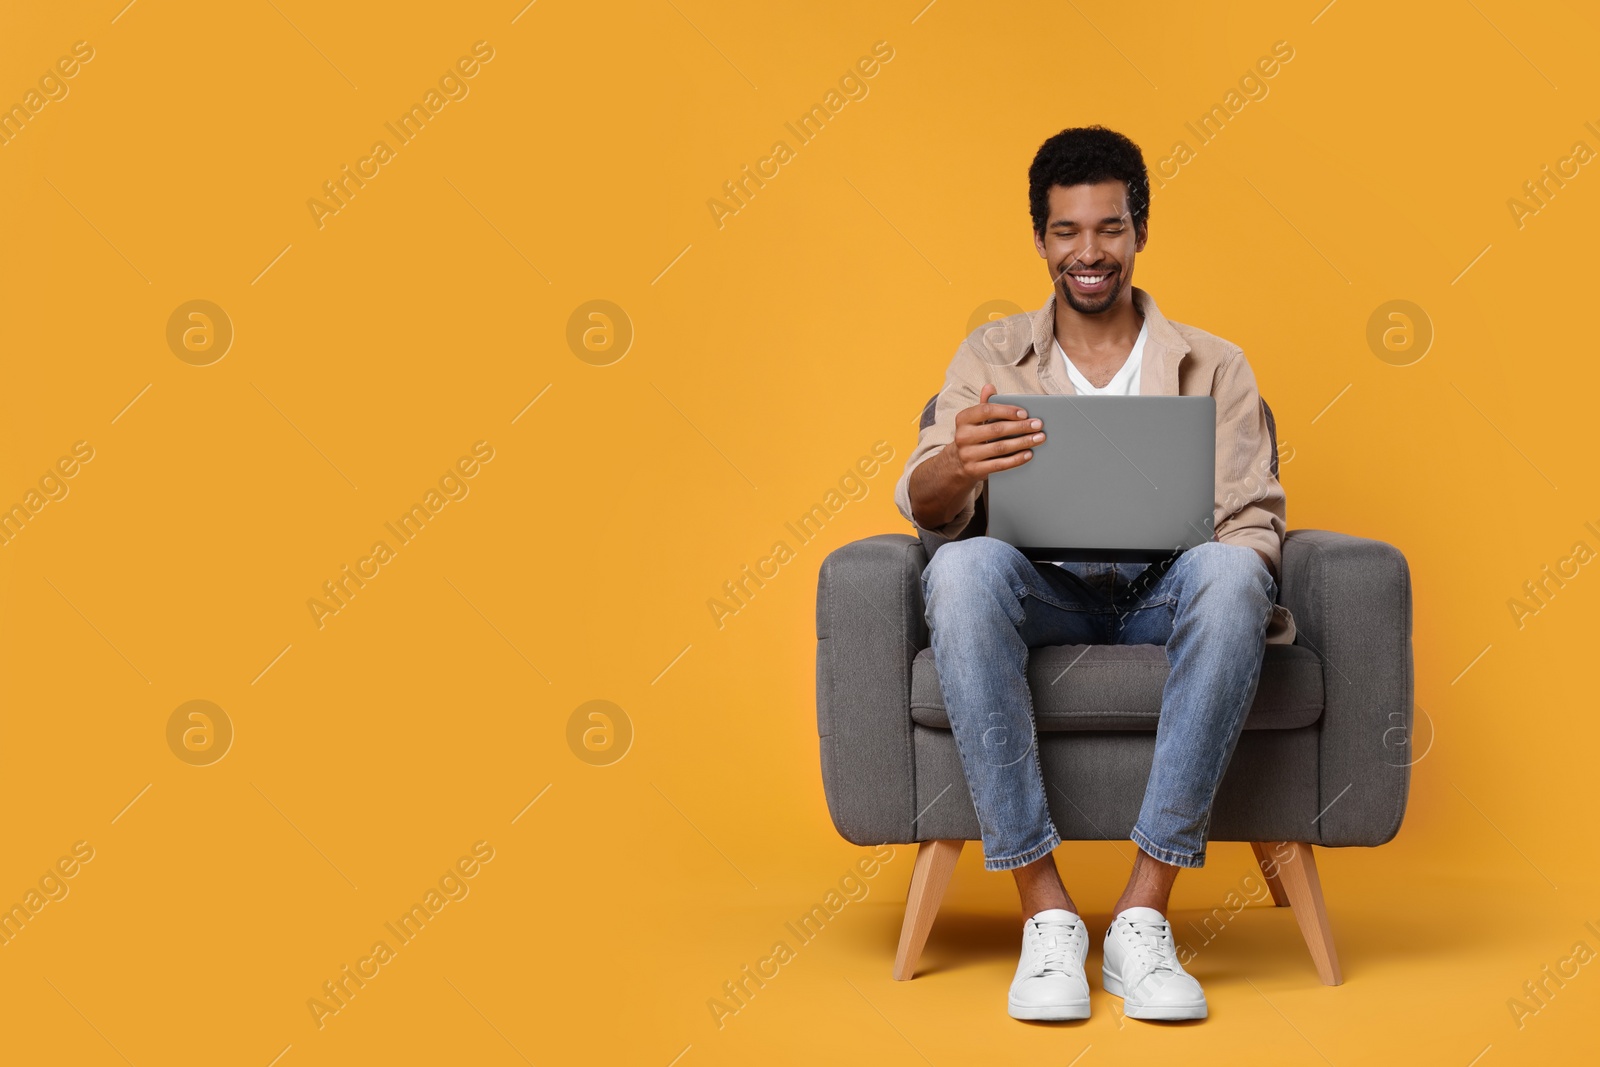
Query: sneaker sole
[
  {"left": 1007, "top": 997, "right": 1091, "bottom": 1022},
  {"left": 1101, "top": 969, "right": 1207, "bottom": 1021}
]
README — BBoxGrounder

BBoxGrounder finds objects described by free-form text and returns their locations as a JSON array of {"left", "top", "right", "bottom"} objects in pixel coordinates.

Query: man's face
[{"left": 1033, "top": 181, "right": 1147, "bottom": 315}]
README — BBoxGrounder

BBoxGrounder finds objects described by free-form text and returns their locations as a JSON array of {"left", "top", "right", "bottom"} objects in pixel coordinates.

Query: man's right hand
[
  {"left": 908, "top": 384, "right": 1045, "bottom": 529},
  {"left": 949, "top": 383, "right": 1045, "bottom": 481}
]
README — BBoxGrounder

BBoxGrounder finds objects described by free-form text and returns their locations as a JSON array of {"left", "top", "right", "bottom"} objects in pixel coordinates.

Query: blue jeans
[{"left": 920, "top": 537, "right": 1277, "bottom": 871}]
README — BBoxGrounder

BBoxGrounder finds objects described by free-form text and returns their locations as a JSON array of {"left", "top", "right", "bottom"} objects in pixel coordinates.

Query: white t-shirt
[{"left": 1054, "top": 318, "right": 1148, "bottom": 395}]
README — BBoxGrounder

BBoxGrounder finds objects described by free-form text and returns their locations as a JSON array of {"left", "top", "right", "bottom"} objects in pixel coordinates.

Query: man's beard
[{"left": 1056, "top": 266, "right": 1122, "bottom": 314}]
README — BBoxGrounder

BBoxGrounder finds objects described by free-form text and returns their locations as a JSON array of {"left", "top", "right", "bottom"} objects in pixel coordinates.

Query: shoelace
[
  {"left": 1027, "top": 918, "right": 1083, "bottom": 978},
  {"left": 1118, "top": 917, "right": 1181, "bottom": 989}
]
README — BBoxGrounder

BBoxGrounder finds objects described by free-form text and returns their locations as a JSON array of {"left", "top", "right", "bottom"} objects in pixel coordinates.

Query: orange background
[{"left": 0, "top": 1, "right": 1595, "bottom": 1064}]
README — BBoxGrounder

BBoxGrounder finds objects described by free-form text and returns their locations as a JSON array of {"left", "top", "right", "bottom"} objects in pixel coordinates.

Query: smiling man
[{"left": 894, "top": 125, "right": 1294, "bottom": 1022}]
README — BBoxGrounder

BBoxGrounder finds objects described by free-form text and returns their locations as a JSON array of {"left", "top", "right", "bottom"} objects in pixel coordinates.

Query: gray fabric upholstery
[
  {"left": 911, "top": 724, "right": 1322, "bottom": 844},
  {"left": 816, "top": 534, "right": 930, "bottom": 845},
  {"left": 911, "top": 643, "right": 1324, "bottom": 732},
  {"left": 1279, "top": 529, "right": 1414, "bottom": 847},
  {"left": 816, "top": 529, "right": 1413, "bottom": 849}
]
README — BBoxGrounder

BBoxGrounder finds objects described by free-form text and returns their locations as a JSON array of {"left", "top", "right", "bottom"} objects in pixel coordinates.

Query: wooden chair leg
[
  {"left": 893, "top": 840, "right": 964, "bottom": 981},
  {"left": 1250, "top": 841, "right": 1291, "bottom": 907},
  {"left": 1262, "top": 841, "right": 1343, "bottom": 985}
]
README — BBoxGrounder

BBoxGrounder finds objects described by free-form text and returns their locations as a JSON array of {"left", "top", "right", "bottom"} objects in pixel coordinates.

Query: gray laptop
[{"left": 986, "top": 394, "right": 1215, "bottom": 563}]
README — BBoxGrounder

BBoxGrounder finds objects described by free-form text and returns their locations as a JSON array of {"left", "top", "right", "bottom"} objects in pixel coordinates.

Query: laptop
[{"left": 986, "top": 394, "right": 1216, "bottom": 563}]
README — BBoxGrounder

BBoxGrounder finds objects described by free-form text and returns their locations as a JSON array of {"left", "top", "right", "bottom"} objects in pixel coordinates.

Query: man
[{"left": 893, "top": 125, "right": 1296, "bottom": 1022}]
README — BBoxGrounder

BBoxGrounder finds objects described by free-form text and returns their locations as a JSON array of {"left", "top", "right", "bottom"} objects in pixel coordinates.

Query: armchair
[{"left": 814, "top": 399, "right": 1413, "bottom": 984}]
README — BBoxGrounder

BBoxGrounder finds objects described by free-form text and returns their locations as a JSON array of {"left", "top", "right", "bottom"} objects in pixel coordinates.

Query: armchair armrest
[
  {"left": 1279, "top": 529, "right": 1415, "bottom": 847},
  {"left": 816, "top": 533, "right": 929, "bottom": 845}
]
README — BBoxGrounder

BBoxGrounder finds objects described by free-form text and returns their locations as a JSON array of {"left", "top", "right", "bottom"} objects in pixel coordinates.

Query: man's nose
[{"left": 1070, "top": 233, "right": 1107, "bottom": 263}]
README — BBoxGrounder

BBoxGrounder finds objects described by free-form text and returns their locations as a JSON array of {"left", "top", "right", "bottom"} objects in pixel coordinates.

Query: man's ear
[
  {"left": 1135, "top": 221, "right": 1149, "bottom": 253},
  {"left": 1033, "top": 228, "right": 1047, "bottom": 258}
]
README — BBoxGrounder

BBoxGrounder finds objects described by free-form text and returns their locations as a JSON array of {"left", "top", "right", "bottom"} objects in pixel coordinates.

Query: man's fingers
[
  {"left": 959, "top": 403, "right": 1034, "bottom": 427},
  {"left": 953, "top": 386, "right": 1041, "bottom": 479},
  {"left": 970, "top": 449, "right": 1035, "bottom": 476},
  {"left": 958, "top": 418, "right": 1042, "bottom": 444},
  {"left": 952, "top": 428, "right": 1041, "bottom": 479},
  {"left": 980, "top": 431, "right": 1042, "bottom": 459}
]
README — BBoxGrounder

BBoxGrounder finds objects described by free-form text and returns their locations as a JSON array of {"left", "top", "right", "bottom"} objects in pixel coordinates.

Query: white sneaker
[
  {"left": 1008, "top": 908, "right": 1091, "bottom": 1021},
  {"left": 1102, "top": 907, "right": 1208, "bottom": 1020}
]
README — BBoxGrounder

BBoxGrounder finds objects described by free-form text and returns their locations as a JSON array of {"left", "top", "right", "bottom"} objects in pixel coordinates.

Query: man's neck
[{"left": 1053, "top": 292, "right": 1144, "bottom": 360}]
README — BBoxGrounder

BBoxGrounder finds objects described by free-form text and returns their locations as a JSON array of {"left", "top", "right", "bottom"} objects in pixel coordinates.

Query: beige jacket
[{"left": 894, "top": 286, "right": 1296, "bottom": 645}]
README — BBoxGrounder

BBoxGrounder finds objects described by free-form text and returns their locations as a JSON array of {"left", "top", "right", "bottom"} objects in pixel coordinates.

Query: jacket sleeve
[
  {"left": 1212, "top": 347, "right": 1287, "bottom": 580},
  {"left": 893, "top": 342, "right": 986, "bottom": 542}
]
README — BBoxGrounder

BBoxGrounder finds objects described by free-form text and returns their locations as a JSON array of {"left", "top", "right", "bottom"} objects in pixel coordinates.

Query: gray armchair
[{"left": 815, "top": 452, "right": 1413, "bottom": 984}]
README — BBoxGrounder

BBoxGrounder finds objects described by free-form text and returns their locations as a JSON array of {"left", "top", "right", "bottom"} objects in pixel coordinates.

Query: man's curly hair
[{"left": 1028, "top": 126, "right": 1150, "bottom": 238}]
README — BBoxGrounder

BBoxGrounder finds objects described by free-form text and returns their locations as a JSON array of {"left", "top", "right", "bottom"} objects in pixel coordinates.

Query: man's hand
[{"left": 909, "top": 384, "right": 1046, "bottom": 530}]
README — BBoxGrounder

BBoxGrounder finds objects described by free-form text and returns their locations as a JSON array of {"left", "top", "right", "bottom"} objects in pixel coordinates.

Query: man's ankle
[
  {"left": 1112, "top": 848, "right": 1181, "bottom": 917},
  {"left": 1013, "top": 855, "right": 1077, "bottom": 918},
  {"left": 1111, "top": 893, "right": 1167, "bottom": 917},
  {"left": 1022, "top": 894, "right": 1078, "bottom": 919}
]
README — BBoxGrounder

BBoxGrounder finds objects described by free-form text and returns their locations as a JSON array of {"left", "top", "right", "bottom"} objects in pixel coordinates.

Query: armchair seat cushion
[{"left": 910, "top": 642, "right": 1324, "bottom": 732}]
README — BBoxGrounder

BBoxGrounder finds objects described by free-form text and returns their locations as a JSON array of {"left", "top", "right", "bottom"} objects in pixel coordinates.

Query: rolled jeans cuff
[
  {"left": 1130, "top": 825, "right": 1206, "bottom": 869},
  {"left": 982, "top": 830, "right": 1062, "bottom": 872}
]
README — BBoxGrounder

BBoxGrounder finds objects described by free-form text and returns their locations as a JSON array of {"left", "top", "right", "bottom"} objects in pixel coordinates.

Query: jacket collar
[{"left": 1020, "top": 286, "right": 1189, "bottom": 396}]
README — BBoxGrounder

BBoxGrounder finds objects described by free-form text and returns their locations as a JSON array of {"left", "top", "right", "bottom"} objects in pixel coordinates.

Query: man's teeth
[{"left": 1074, "top": 273, "right": 1108, "bottom": 284}]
